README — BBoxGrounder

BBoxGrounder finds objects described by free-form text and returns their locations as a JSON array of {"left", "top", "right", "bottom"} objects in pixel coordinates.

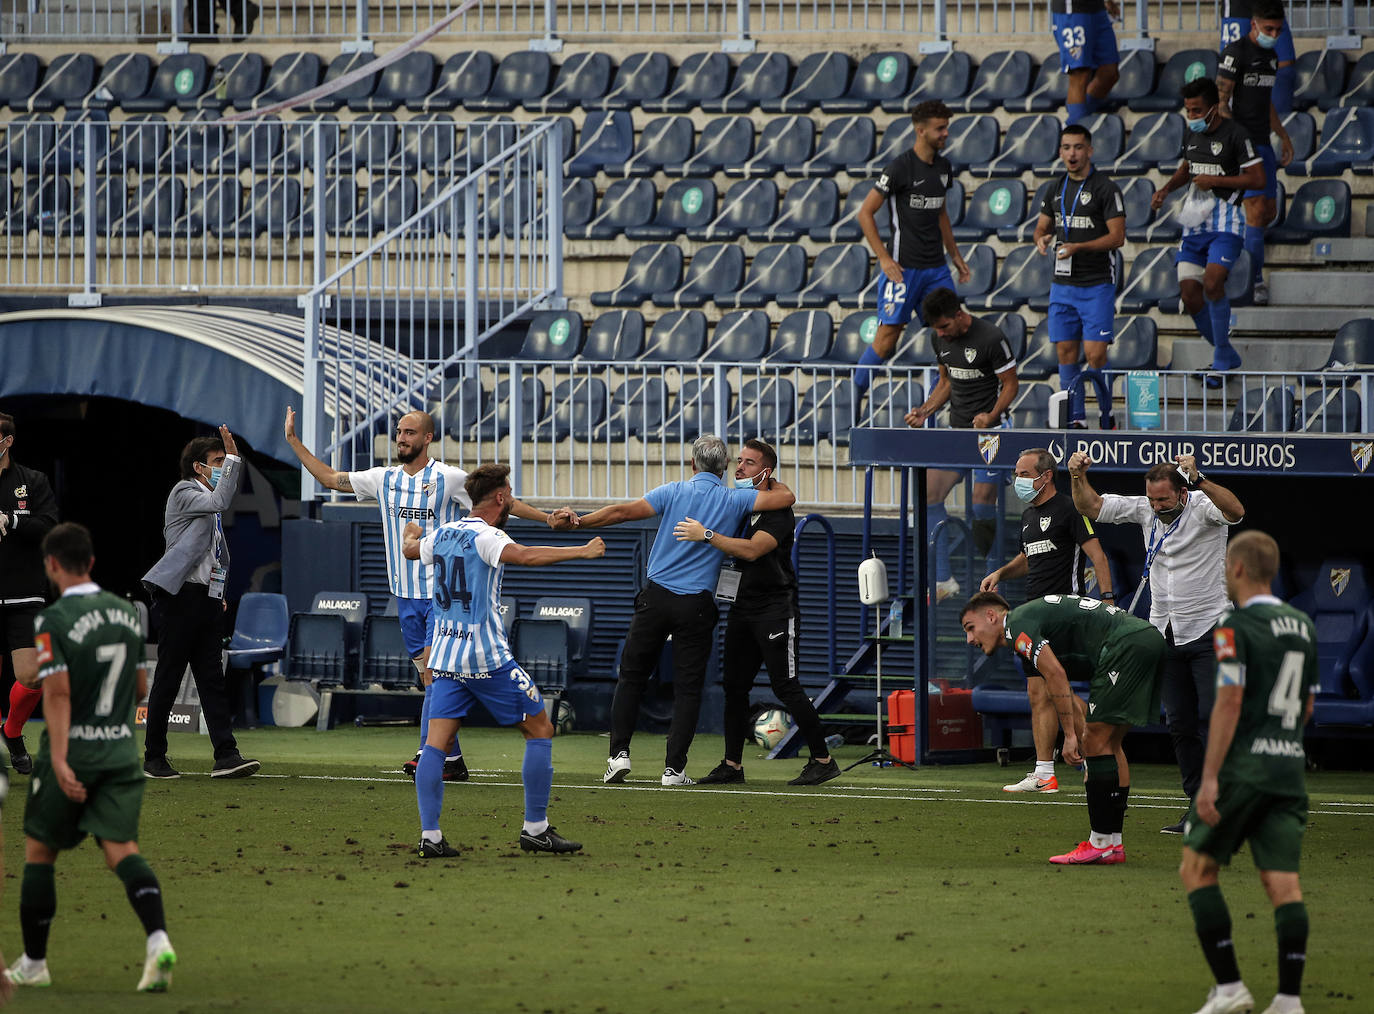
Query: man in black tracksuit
[
  {"left": 0, "top": 411, "right": 59, "bottom": 774},
  {"left": 674, "top": 439, "right": 840, "bottom": 787}
]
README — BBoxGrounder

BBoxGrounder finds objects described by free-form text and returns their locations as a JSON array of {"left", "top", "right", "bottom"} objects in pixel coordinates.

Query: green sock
[
  {"left": 115, "top": 854, "right": 167, "bottom": 936},
  {"left": 1274, "top": 901, "right": 1308, "bottom": 997},
  {"left": 1188, "top": 885, "right": 1241, "bottom": 986},
  {"left": 19, "top": 863, "right": 57, "bottom": 961}
]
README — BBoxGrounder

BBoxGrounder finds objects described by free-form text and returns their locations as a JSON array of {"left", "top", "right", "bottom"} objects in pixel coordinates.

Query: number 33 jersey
[{"left": 420, "top": 517, "right": 514, "bottom": 674}]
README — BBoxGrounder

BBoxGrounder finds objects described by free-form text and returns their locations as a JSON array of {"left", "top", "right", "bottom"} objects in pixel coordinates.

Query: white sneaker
[
  {"left": 1252, "top": 281, "right": 1269, "bottom": 306},
  {"left": 137, "top": 934, "right": 176, "bottom": 992},
  {"left": 661, "top": 768, "right": 694, "bottom": 786},
  {"left": 934, "top": 577, "right": 961, "bottom": 603},
  {"left": 603, "top": 752, "right": 631, "bottom": 784},
  {"left": 1194, "top": 983, "right": 1255, "bottom": 1014},
  {"left": 4, "top": 955, "right": 51, "bottom": 987},
  {"left": 1002, "top": 772, "right": 1060, "bottom": 793},
  {"left": 1260, "top": 997, "right": 1303, "bottom": 1014}
]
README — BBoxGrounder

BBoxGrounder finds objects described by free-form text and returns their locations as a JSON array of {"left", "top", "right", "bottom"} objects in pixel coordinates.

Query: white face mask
[{"left": 734, "top": 468, "right": 771, "bottom": 489}]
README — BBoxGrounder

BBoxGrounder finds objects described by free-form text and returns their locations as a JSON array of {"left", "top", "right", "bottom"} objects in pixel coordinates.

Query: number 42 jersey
[{"left": 419, "top": 517, "right": 514, "bottom": 674}]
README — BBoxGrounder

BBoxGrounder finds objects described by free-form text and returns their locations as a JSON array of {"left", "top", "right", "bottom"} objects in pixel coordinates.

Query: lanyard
[
  {"left": 213, "top": 514, "right": 224, "bottom": 564},
  {"left": 1128, "top": 502, "right": 1187, "bottom": 612},
  {"left": 1059, "top": 171, "right": 1091, "bottom": 242}
]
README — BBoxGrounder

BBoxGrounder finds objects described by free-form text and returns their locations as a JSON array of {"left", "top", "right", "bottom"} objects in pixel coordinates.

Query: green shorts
[
  {"left": 1182, "top": 781, "right": 1308, "bottom": 872},
  {"left": 1087, "top": 627, "right": 1165, "bottom": 727},
  {"left": 23, "top": 755, "right": 146, "bottom": 851}
]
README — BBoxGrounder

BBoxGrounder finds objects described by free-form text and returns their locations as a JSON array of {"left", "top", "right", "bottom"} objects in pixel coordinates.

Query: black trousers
[
  {"left": 611, "top": 582, "right": 717, "bottom": 773},
  {"left": 1162, "top": 627, "right": 1217, "bottom": 799},
  {"left": 144, "top": 583, "right": 239, "bottom": 762},
  {"left": 721, "top": 612, "right": 830, "bottom": 763}
]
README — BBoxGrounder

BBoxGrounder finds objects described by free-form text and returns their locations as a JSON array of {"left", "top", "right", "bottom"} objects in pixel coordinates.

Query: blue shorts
[
  {"left": 1177, "top": 230, "right": 1244, "bottom": 273},
  {"left": 397, "top": 597, "right": 435, "bottom": 658},
  {"left": 1052, "top": 11, "right": 1119, "bottom": 72},
  {"left": 1048, "top": 282, "right": 1116, "bottom": 345},
  {"left": 1221, "top": 18, "right": 1295, "bottom": 63},
  {"left": 429, "top": 660, "right": 545, "bottom": 726},
  {"left": 1245, "top": 144, "right": 1277, "bottom": 200},
  {"left": 874, "top": 265, "right": 957, "bottom": 327}
]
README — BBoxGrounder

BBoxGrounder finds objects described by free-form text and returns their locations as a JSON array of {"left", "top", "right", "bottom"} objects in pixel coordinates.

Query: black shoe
[
  {"left": 210, "top": 754, "right": 260, "bottom": 779},
  {"left": 697, "top": 760, "right": 745, "bottom": 785},
  {"left": 442, "top": 755, "right": 469, "bottom": 782},
  {"left": 1193, "top": 370, "right": 1225, "bottom": 390},
  {"left": 402, "top": 750, "right": 421, "bottom": 780},
  {"left": 417, "top": 836, "right": 461, "bottom": 859},
  {"left": 4, "top": 733, "right": 32, "bottom": 775},
  {"left": 520, "top": 825, "right": 582, "bottom": 854},
  {"left": 144, "top": 757, "right": 181, "bottom": 780},
  {"left": 788, "top": 758, "right": 841, "bottom": 786},
  {"left": 1161, "top": 813, "right": 1187, "bottom": 834}
]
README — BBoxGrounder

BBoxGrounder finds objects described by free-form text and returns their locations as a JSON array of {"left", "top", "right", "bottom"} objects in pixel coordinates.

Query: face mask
[
  {"left": 201, "top": 463, "right": 223, "bottom": 489},
  {"left": 1187, "top": 108, "right": 1213, "bottom": 134},
  {"left": 1012, "top": 474, "right": 1043, "bottom": 503},
  {"left": 735, "top": 469, "right": 770, "bottom": 489},
  {"left": 1155, "top": 503, "right": 1185, "bottom": 523},
  {"left": 1255, "top": 30, "right": 1277, "bottom": 49}
]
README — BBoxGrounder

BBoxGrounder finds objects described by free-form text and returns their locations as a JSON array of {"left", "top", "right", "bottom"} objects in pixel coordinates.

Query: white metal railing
[{"left": 299, "top": 116, "right": 564, "bottom": 500}]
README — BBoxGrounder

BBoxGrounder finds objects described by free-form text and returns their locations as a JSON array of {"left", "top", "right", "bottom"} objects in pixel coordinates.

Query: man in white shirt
[{"left": 1067, "top": 452, "right": 1245, "bottom": 833}]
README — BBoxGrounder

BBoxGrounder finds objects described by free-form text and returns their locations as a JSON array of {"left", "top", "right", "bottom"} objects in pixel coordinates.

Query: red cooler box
[
  {"left": 887, "top": 689, "right": 916, "bottom": 763},
  {"left": 887, "top": 686, "right": 984, "bottom": 759}
]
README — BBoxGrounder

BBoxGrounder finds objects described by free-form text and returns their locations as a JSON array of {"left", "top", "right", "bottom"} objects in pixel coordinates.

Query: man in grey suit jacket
[{"left": 142, "top": 425, "right": 259, "bottom": 779}]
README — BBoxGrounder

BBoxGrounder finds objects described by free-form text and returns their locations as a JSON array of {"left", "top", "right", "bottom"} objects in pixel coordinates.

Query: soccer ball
[
  {"left": 753, "top": 709, "right": 791, "bottom": 749},
  {"left": 553, "top": 699, "right": 576, "bottom": 735}
]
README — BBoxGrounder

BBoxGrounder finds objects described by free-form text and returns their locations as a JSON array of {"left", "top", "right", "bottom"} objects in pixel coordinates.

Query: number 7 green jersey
[
  {"left": 1212, "top": 597, "right": 1319, "bottom": 797},
  {"left": 34, "top": 588, "right": 146, "bottom": 770}
]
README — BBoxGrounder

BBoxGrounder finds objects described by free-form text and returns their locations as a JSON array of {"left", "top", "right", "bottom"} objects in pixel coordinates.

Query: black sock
[
  {"left": 115, "top": 854, "right": 167, "bottom": 936},
  {"left": 1188, "top": 885, "right": 1242, "bottom": 986},
  {"left": 1275, "top": 901, "right": 1308, "bottom": 996},
  {"left": 19, "top": 863, "right": 57, "bottom": 961},
  {"left": 1110, "top": 784, "right": 1130, "bottom": 834},
  {"left": 1083, "top": 754, "right": 1118, "bottom": 836}
]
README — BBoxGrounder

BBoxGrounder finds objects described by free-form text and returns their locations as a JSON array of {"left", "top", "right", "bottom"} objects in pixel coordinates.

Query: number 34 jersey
[
  {"left": 1213, "top": 597, "right": 1319, "bottom": 798},
  {"left": 419, "top": 517, "right": 514, "bottom": 674}
]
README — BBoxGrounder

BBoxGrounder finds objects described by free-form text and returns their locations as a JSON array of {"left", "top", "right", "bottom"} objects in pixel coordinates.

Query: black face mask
[{"left": 1155, "top": 499, "right": 1186, "bottom": 524}]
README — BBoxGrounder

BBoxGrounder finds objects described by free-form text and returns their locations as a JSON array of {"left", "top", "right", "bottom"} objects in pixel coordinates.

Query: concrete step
[
  {"left": 1312, "top": 238, "right": 1374, "bottom": 263},
  {"left": 1267, "top": 271, "right": 1374, "bottom": 307},
  {"left": 1231, "top": 307, "right": 1371, "bottom": 334},
  {"left": 1167, "top": 338, "right": 1332, "bottom": 373}
]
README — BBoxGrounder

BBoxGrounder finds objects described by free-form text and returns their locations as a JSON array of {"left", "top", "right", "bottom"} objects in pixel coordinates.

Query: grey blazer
[{"left": 142, "top": 455, "right": 243, "bottom": 595}]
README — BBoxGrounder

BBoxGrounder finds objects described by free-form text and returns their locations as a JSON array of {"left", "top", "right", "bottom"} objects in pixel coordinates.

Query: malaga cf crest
[
  {"left": 1330, "top": 568, "right": 1352, "bottom": 597},
  {"left": 978, "top": 434, "right": 1000, "bottom": 465},
  {"left": 964, "top": 348, "right": 977, "bottom": 363},
  {"left": 1079, "top": 191, "right": 1092, "bottom": 206},
  {"left": 1210, "top": 141, "right": 1223, "bottom": 155},
  {"left": 1039, "top": 516, "right": 1051, "bottom": 532},
  {"left": 1352, "top": 440, "right": 1373, "bottom": 473}
]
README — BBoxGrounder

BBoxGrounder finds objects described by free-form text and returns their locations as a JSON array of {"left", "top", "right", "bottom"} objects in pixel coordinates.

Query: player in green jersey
[
  {"left": 1180, "top": 531, "right": 1317, "bottom": 1014},
  {"left": 961, "top": 590, "right": 1165, "bottom": 865},
  {"left": 4, "top": 523, "right": 177, "bottom": 994}
]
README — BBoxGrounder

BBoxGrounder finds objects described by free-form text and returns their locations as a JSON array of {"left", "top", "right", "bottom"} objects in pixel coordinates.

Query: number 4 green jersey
[
  {"left": 1213, "top": 596, "right": 1319, "bottom": 797},
  {"left": 34, "top": 587, "right": 146, "bottom": 770}
]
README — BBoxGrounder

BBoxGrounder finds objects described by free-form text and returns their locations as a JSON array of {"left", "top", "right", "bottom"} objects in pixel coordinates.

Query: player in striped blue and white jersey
[
  {"left": 284, "top": 408, "right": 567, "bottom": 779},
  {"left": 1151, "top": 77, "right": 1263, "bottom": 387},
  {"left": 402, "top": 463, "right": 605, "bottom": 857}
]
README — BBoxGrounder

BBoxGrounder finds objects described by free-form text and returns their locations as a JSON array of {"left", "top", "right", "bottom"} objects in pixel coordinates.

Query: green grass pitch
[{"left": 2, "top": 727, "right": 1371, "bottom": 1013}]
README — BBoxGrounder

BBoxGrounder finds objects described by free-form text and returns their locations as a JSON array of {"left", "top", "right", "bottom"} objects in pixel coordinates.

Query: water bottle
[
  {"left": 824, "top": 734, "right": 845, "bottom": 752},
  {"left": 887, "top": 600, "right": 903, "bottom": 638}
]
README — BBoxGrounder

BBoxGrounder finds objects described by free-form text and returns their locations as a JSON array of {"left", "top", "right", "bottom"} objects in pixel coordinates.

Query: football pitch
[{"left": 2, "top": 727, "right": 1371, "bottom": 1014}]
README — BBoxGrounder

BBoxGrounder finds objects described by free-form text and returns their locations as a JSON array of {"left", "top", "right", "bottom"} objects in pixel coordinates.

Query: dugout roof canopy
[{"left": 0, "top": 305, "right": 408, "bottom": 464}]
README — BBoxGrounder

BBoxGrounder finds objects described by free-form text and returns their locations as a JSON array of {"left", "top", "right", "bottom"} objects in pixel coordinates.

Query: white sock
[
  {"left": 523, "top": 819, "right": 549, "bottom": 836},
  {"left": 421, "top": 829, "right": 443, "bottom": 843},
  {"left": 1217, "top": 981, "right": 1248, "bottom": 997},
  {"left": 1110, "top": 832, "right": 1122, "bottom": 847},
  {"left": 1089, "top": 831, "right": 1112, "bottom": 849},
  {"left": 446, "top": 754, "right": 462, "bottom": 762},
  {"left": 1034, "top": 760, "right": 1055, "bottom": 779},
  {"left": 1270, "top": 994, "right": 1302, "bottom": 1012},
  {"left": 147, "top": 929, "right": 171, "bottom": 955}
]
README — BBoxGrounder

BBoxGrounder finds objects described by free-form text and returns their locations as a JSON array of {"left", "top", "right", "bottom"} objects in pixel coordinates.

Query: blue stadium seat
[
  {"left": 651, "top": 377, "right": 731, "bottom": 441},
  {"left": 1288, "top": 108, "right": 1374, "bottom": 177},
  {"left": 652, "top": 243, "right": 744, "bottom": 308},
  {"left": 786, "top": 114, "right": 874, "bottom": 177},
  {"left": 596, "top": 376, "right": 668, "bottom": 439},
  {"left": 1008, "top": 382, "right": 1053, "bottom": 428},
  {"left": 1228, "top": 386, "right": 1297, "bottom": 433},
  {"left": 968, "top": 245, "right": 1051, "bottom": 311},
  {"left": 2, "top": 113, "right": 54, "bottom": 172},
  {"left": 333, "top": 112, "right": 396, "bottom": 172},
  {"left": 769, "top": 310, "right": 834, "bottom": 362},
  {"left": 1112, "top": 49, "right": 1157, "bottom": 105},
  {"left": 46, "top": 109, "right": 107, "bottom": 173},
  {"left": 748, "top": 178, "right": 838, "bottom": 241},
  {"left": 286, "top": 613, "right": 348, "bottom": 686},
  {"left": 108, "top": 177, "right": 184, "bottom": 238},
  {"left": 566, "top": 110, "right": 634, "bottom": 177},
  {"left": 1109, "top": 112, "right": 1185, "bottom": 174},
  {"left": 1325, "top": 318, "right": 1374, "bottom": 369},
  {"left": 881, "top": 51, "right": 973, "bottom": 112},
  {"left": 828, "top": 311, "right": 879, "bottom": 364},
  {"left": 0, "top": 53, "right": 41, "bottom": 110},
  {"left": 569, "top": 177, "right": 655, "bottom": 239},
  {"left": 308, "top": 592, "right": 369, "bottom": 688},
  {"left": 453, "top": 115, "right": 519, "bottom": 170},
  {"left": 611, "top": 114, "right": 694, "bottom": 177},
  {"left": 218, "top": 119, "right": 281, "bottom": 173},
  {"left": 123, "top": 53, "right": 208, "bottom": 112},
  {"left": 561, "top": 177, "right": 595, "bottom": 235},
  {"left": 956, "top": 243, "right": 997, "bottom": 301},
  {"left": 536, "top": 377, "right": 609, "bottom": 442},
  {"left": 174, "top": 178, "right": 240, "bottom": 238},
  {"left": 26, "top": 52, "right": 97, "bottom": 112},
  {"left": 850, "top": 116, "right": 913, "bottom": 175},
  {"left": 1076, "top": 112, "right": 1126, "bottom": 166},
  {"left": 762, "top": 51, "right": 851, "bottom": 113},
  {"left": 813, "top": 178, "right": 888, "bottom": 243},
  {"left": 716, "top": 243, "right": 807, "bottom": 309},
  {"left": 888, "top": 322, "right": 937, "bottom": 368},
  {"left": 1292, "top": 48, "right": 1347, "bottom": 110},
  {"left": 532, "top": 597, "right": 595, "bottom": 674},
  {"left": 468, "top": 51, "right": 552, "bottom": 112},
  {"left": 996, "top": 179, "right": 1055, "bottom": 242},
  {"left": 311, "top": 51, "right": 378, "bottom": 111},
  {"left": 351, "top": 50, "right": 434, "bottom": 112},
  {"left": 1338, "top": 51, "right": 1374, "bottom": 109},
  {"left": 776, "top": 244, "right": 869, "bottom": 309},
  {"left": 590, "top": 51, "right": 672, "bottom": 111},
  {"left": 731, "top": 377, "right": 797, "bottom": 434},
  {"left": 227, "top": 592, "right": 290, "bottom": 674},
  {"left": 644, "top": 51, "right": 730, "bottom": 112},
  {"left": 476, "top": 376, "right": 545, "bottom": 440},
  {"left": 1010, "top": 52, "right": 1066, "bottom": 113},
  {"left": 1301, "top": 387, "right": 1363, "bottom": 433},
  {"left": 789, "top": 379, "right": 857, "bottom": 445},
  {"left": 641, "top": 310, "right": 709, "bottom": 361},
  {"left": 702, "top": 51, "right": 791, "bottom": 113},
  {"left": 582, "top": 309, "right": 647, "bottom": 359},
  {"left": 83, "top": 53, "right": 153, "bottom": 110},
  {"left": 1268, "top": 180, "right": 1351, "bottom": 243},
  {"left": 208, "top": 178, "right": 299, "bottom": 239},
  {"left": 1109, "top": 316, "right": 1159, "bottom": 370},
  {"left": 953, "top": 180, "right": 1027, "bottom": 241},
  {"left": 188, "top": 53, "right": 260, "bottom": 110},
  {"left": 1292, "top": 560, "right": 1371, "bottom": 698},
  {"left": 429, "top": 377, "right": 485, "bottom": 440},
  {"left": 688, "top": 178, "right": 778, "bottom": 241},
  {"left": 988, "top": 312, "right": 1027, "bottom": 360},
  {"left": 953, "top": 50, "right": 1032, "bottom": 112},
  {"left": 512, "top": 619, "right": 571, "bottom": 696},
  {"left": 703, "top": 310, "right": 771, "bottom": 361},
  {"left": 727, "top": 115, "right": 815, "bottom": 177},
  {"left": 824, "top": 52, "right": 911, "bottom": 112},
  {"left": 527, "top": 51, "right": 611, "bottom": 112},
  {"left": 269, "top": 114, "right": 339, "bottom": 172},
  {"left": 1118, "top": 176, "right": 1159, "bottom": 237},
  {"left": 521, "top": 311, "right": 585, "bottom": 360},
  {"left": 865, "top": 378, "right": 925, "bottom": 428},
  {"left": 975, "top": 114, "right": 1059, "bottom": 178},
  {"left": 943, "top": 114, "right": 999, "bottom": 167},
  {"left": 1126, "top": 184, "right": 1185, "bottom": 243},
  {"left": 1135, "top": 50, "right": 1216, "bottom": 112},
  {"left": 1116, "top": 246, "right": 1177, "bottom": 312},
  {"left": 1020, "top": 320, "right": 1059, "bottom": 380},
  {"left": 359, "top": 615, "right": 411, "bottom": 689},
  {"left": 627, "top": 179, "right": 716, "bottom": 240},
  {"left": 354, "top": 177, "right": 416, "bottom": 235},
  {"left": 41, "top": 173, "right": 117, "bottom": 236},
  {"left": 1282, "top": 111, "right": 1317, "bottom": 163},
  {"left": 671, "top": 115, "right": 754, "bottom": 177},
  {"left": 406, "top": 50, "right": 494, "bottom": 111},
  {"left": 247, "top": 51, "right": 321, "bottom": 110},
  {"left": 386, "top": 113, "right": 453, "bottom": 173}
]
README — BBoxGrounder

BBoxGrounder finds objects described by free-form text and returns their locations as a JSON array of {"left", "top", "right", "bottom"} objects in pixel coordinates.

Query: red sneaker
[
  {"left": 1048, "top": 841, "right": 1117, "bottom": 865},
  {"left": 1099, "top": 845, "right": 1126, "bottom": 865}
]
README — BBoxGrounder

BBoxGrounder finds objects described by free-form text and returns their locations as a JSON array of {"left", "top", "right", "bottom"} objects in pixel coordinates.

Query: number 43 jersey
[
  {"left": 1213, "top": 597, "right": 1319, "bottom": 798},
  {"left": 420, "top": 517, "right": 514, "bottom": 674}
]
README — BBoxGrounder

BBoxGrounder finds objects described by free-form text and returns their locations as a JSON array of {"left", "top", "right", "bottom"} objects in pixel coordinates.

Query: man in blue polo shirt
[{"left": 565, "top": 435, "right": 796, "bottom": 786}]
